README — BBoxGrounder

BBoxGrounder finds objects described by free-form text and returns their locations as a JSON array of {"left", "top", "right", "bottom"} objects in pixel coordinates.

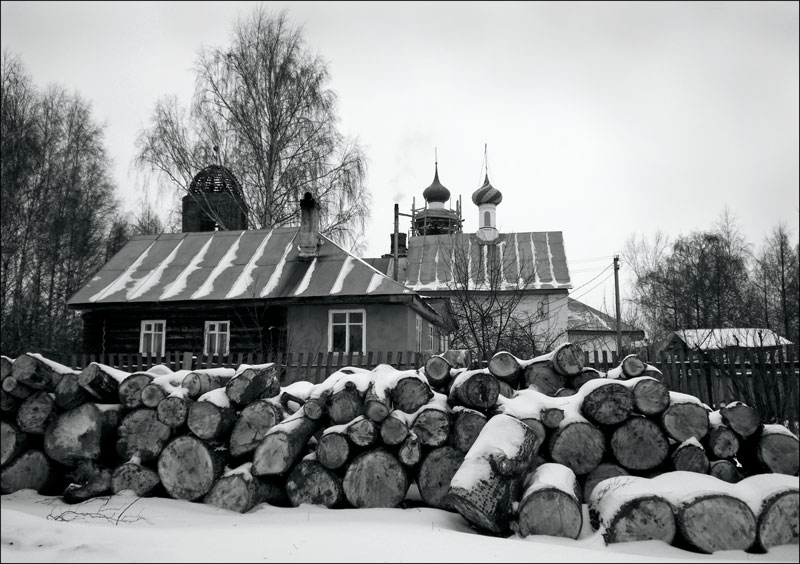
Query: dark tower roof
[
  {"left": 189, "top": 164, "right": 244, "bottom": 196},
  {"left": 422, "top": 163, "right": 450, "bottom": 204},
  {"left": 471, "top": 173, "right": 503, "bottom": 206}
]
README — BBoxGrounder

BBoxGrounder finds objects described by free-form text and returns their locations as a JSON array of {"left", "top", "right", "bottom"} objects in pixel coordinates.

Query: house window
[
  {"left": 429, "top": 324, "right": 435, "bottom": 352},
  {"left": 140, "top": 320, "right": 166, "bottom": 356},
  {"left": 483, "top": 210, "right": 491, "bottom": 227},
  {"left": 329, "top": 309, "right": 365, "bottom": 353},
  {"left": 204, "top": 321, "right": 230, "bottom": 356},
  {"left": 416, "top": 315, "right": 423, "bottom": 352}
]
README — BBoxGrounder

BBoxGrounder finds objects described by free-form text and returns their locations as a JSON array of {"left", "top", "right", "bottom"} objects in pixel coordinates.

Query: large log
[
  {"left": 447, "top": 414, "right": 540, "bottom": 534},
  {"left": 182, "top": 367, "right": 236, "bottom": 400},
  {"left": 225, "top": 363, "right": 280, "bottom": 408},
  {"left": 740, "top": 424, "right": 799, "bottom": 476},
  {"left": 1, "top": 420, "right": 28, "bottom": 467},
  {"left": 708, "top": 459, "right": 742, "bottom": 483},
  {"left": 16, "top": 390, "right": 57, "bottom": 435},
  {"left": 156, "top": 396, "right": 191, "bottom": 429},
  {"left": 580, "top": 380, "right": 633, "bottom": 427},
  {"left": 610, "top": 415, "right": 669, "bottom": 472},
  {"left": 78, "top": 362, "right": 130, "bottom": 403},
  {"left": 0, "top": 355, "right": 13, "bottom": 381},
  {"left": 54, "top": 372, "right": 91, "bottom": 410},
  {"left": 676, "top": 492, "right": 756, "bottom": 553},
  {"left": 631, "top": 377, "right": 670, "bottom": 416},
  {"left": 570, "top": 367, "right": 602, "bottom": 389},
  {"left": 43, "top": 403, "right": 106, "bottom": 466},
  {"left": 581, "top": 462, "right": 629, "bottom": 504},
  {"left": 229, "top": 398, "right": 285, "bottom": 458},
  {"left": 0, "top": 389, "right": 21, "bottom": 413},
  {"left": 140, "top": 382, "right": 168, "bottom": 408},
  {"left": 2, "top": 376, "right": 34, "bottom": 400},
  {"left": 316, "top": 425, "right": 351, "bottom": 470},
  {"left": 424, "top": 354, "right": 454, "bottom": 389},
  {"left": 62, "top": 460, "right": 112, "bottom": 504},
  {"left": 157, "top": 435, "right": 226, "bottom": 501},
  {"left": 411, "top": 407, "right": 451, "bottom": 448},
  {"left": 205, "top": 463, "right": 288, "bottom": 512},
  {"left": 661, "top": 393, "right": 709, "bottom": 443},
  {"left": 390, "top": 370, "right": 433, "bottom": 413},
  {"left": 363, "top": 380, "right": 391, "bottom": 423},
  {"left": 187, "top": 389, "right": 236, "bottom": 441},
  {"left": 0, "top": 449, "right": 54, "bottom": 494},
  {"left": 116, "top": 408, "right": 172, "bottom": 463},
  {"left": 416, "top": 446, "right": 464, "bottom": 510},
  {"left": 487, "top": 351, "right": 524, "bottom": 385},
  {"left": 720, "top": 401, "right": 762, "bottom": 439},
  {"left": 522, "top": 360, "right": 567, "bottom": 396},
  {"left": 515, "top": 463, "right": 583, "bottom": 539},
  {"left": 397, "top": 433, "right": 422, "bottom": 468},
  {"left": 671, "top": 438, "right": 710, "bottom": 474},
  {"left": 548, "top": 419, "right": 606, "bottom": 476},
  {"left": 285, "top": 456, "right": 345, "bottom": 508},
  {"left": 343, "top": 448, "right": 408, "bottom": 508},
  {"left": 532, "top": 342, "right": 585, "bottom": 377},
  {"left": 111, "top": 461, "right": 161, "bottom": 496},
  {"left": 379, "top": 410, "right": 409, "bottom": 446},
  {"left": 11, "top": 353, "right": 72, "bottom": 391},
  {"left": 606, "top": 354, "right": 646, "bottom": 380},
  {"left": 117, "top": 372, "right": 153, "bottom": 409},
  {"left": 328, "top": 381, "right": 364, "bottom": 425},
  {"left": 450, "top": 407, "right": 486, "bottom": 453},
  {"left": 252, "top": 408, "right": 322, "bottom": 475},
  {"left": 750, "top": 477, "right": 799, "bottom": 551},
  {"left": 447, "top": 368, "right": 499, "bottom": 410},
  {"left": 705, "top": 410, "right": 740, "bottom": 460},
  {"left": 346, "top": 415, "right": 379, "bottom": 448}
]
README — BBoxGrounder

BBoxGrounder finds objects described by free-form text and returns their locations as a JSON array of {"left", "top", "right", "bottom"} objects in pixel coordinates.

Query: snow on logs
[{"left": 513, "top": 463, "right": 583, "bottom": 539}]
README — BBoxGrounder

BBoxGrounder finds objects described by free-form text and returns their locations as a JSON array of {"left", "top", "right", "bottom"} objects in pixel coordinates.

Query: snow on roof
[
  {"left": 670, "top": 328, "right": 793, "bottom": 350},
  {"left": 567, "top": 298, "right": 643, "bottom": 334},
  {"left": 68, "top": 228, "right": 418, "bottom": 306}
]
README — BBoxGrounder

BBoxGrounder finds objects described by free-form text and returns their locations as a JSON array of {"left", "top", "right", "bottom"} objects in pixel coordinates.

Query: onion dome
[
  {"left": 189, "top": 164, "right": 244, "bottom": 196},
  {"left": 422, "top": 163, "right": 451, "bottom": 204},
  {"left": 471, "top": 173, "right": 503, "bottom": 206}
]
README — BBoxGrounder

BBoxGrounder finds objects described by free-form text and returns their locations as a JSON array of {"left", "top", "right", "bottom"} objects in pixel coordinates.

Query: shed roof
[
  {"left": 68, "top": 228, "right": 416, "bottom": 307},
  {"left": 669, "top": 328, "right": 793, "bottom": 350},
  {"left": 567, "top": 297, "right": 643, "bottom": 334}
]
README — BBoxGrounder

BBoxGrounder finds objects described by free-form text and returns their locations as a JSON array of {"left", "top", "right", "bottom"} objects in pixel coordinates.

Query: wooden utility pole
[{"left": 614, "top": 255, "right": 622, "bottom": 356}]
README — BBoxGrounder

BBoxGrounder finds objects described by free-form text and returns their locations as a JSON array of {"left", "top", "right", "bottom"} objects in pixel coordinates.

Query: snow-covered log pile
[{"left": 1, "top": 348, "right": 797, "bottom": 555}]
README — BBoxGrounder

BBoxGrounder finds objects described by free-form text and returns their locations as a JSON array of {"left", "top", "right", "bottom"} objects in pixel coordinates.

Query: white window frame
[
  {"left": 429, "top": 323, "right": 435, "bottom": 352},
  {"left": 328, "top": 309, "right": 366, "bottom": 353},
  {"left": 204, "top": 320, "right": 230, "bottom": 356},
  {"left": 139, "top": 320, "right": 166, "bottom": 356},
  {"left": 416, "top": 314, "right": 423, "bottom": 352}
]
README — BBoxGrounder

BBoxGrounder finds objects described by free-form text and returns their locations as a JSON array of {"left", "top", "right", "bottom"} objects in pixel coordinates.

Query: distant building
[
  {"left": 566, "top": 298, "right": 646, "bottom": 358},
  {"left": 661, "top": 328, "right": 793, "bottom": 354}
]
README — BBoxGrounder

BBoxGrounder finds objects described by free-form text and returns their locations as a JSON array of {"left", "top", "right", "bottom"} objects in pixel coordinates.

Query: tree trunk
[
  {"left": 447, "top": 369, "right": 499, "bottom": 410},
  {"left": 391, "top": 373, "right": 433, "bottom": 413},
  {"left": 363, "top": 380, "right": 391, "bottom": 423},
  {"left": 54, "top": 372, "right": 91, "bottom": 410},
  {"left": 343, "top": 448, "right": 408, "bottom": 508},
  {"left": 187, "top": 401, "right": 236, "bottom": 441},
  {"left": 316, "top": 427, "right": 351, "bottom": 470},
  {"left": 205, "top": 464, "right": 287, "bottom": 513},
  {"left": 661, "top": 395, "right": 709, "bottom": 443},
  {"left": 112, "top": 461, "right": 161, "bottom": 496},
  {"left": 63, "top": 460, "right": 112, "bottom": 503},
  {"left": 118, "top": 372, "right": 153, "bottom": 409},
  {"left": 229, "top": 399, "right": 285, "bottom": 458},
  {"left": 676, "top": 493, "right": 756, "bottom": 553},
  {"left": 581, "top": 462, "right": 628, "bottom": 505},
  {"left": 671, "top": 439, "right": 709, "bottom": 474},
  {"left": 346, "top": 415, "right": 379, "bottom": 448},
  {"left": 610, "top": 415, "right": 670, "bottom": 472},
  {"left": 2, "top": 376, "right": 34, "bottom": 400},
  {"left": 182, "top": 368, "right": 236, "bottom": 400},
  {"left": 522, "top": 360, "right": 566, "bottom": 396},
  {"left": 0, "top": 449, "right": 54, "bottom": 494},
  {"left": 226, "top": 363, "right": 280, "bottom": 408},
  {"left": 252, "top": 410, "right": 322, "bottom": 475},
  {"left": 11, "top": 353, "right": 70, "bottom": 391},
  {"left": 44, "top": 403, "right": 106, "bottom": 466},
  {"left": 16, "top": 390, "right": 57, "bottom": 435},
  {"left": 156, "top": 396, "right": 191, "bottom": 429},
  {"left": 450, "top": 408, "right": 486, "bottom": 454},
  {"left": 1, "top": 420, "right": 28, "bottom": 467},
  {"left": 487, "top": 351, "right": 523, "bottom": 385},
  {"left": 631, "top": 377, "right": 670, "bottom": 417},
  {"left": 286, "top": 457, "right": 344, "bottom": 508},
  {"left": 708, "top": 459, "right": 742, "bottom": 483},
  {"left": 447, "top": 414, "right": 540, "bottom": 534},
  {"left": 581, "top": 381, "right": 634, "bottom": 427},
  {"left": 548, "top": 420, "right": 605, "bottom": 476},
  {"left": 157, "top": 435, "right": 226, "bottom": 501},
  {"left": 411, "top": 407, "right": 451, "bottom": 448},
  {"left": 328, "top": 381, "right": 364, "bottom": 425},
  {"left": 719, "top": 401, "right": 762, "bottom": 439},
  {"left": 515, "top": 463, "right": 582, "bottom": 539},
  {"left": 78, "top": 362, "right": 128, "bottom": 403},
  {"left": 416, "top": 446, "right": 464, "bottom": 510}
]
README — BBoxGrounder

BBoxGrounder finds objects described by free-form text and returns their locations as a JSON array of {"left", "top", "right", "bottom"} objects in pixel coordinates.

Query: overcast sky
[{"left": 2, "top": 1, "right": 798, "bottom": 313}]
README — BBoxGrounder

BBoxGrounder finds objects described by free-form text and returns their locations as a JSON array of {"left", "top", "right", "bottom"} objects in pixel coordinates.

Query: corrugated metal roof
[
  {"left": 671, "top": 328, "right": 793, "bottom": 350},
  {"left": 380, "top": 232, "right": 571, "bottom": 291},
  {"left": 68, "top": 228, "right": 414, "bottom": 306}
]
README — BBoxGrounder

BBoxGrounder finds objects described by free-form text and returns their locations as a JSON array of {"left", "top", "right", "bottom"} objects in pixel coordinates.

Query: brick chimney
[{"left": 298, "top": 192, "right": 321, "bottom": 258}]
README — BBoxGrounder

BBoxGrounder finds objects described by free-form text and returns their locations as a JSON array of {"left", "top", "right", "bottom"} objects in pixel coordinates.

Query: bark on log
[
  {"left": 380, "top": 411, "right": 409, "bottom": 446},
  {"left": 156, "top": 396, "right": 191, "bottom": 429},
  {"left": 187, "top": 401, "right": 236, "bottom": 441},
  {"left": 16, "top": 390, "right": 57, "bottom": 435},
  {"left": 182, "top": 368, "right": 236, "bottom": 400},
  {"left": 54, "top": 372, "right": 91, "bottom": 410},
  {"left": 661, "top": 396, "right": 710, "bottom": 443},
  {"left": 756, "top": 489, "right": 799, "bottom": 551},
  {"left": 416, "top": 446, "right": 464, "bottom": 510},
  {"left": 450, "top": 408, "right": 486, "bottom": 454},
  {"left": 671, "top": 439, "right": 710, "bottom": 474},
  {"left": 391, "top": 373, "right": 433, "bottom": 413},
  {"left": 607, "top": 354, "right": 646, "bottom": 380},
  {"left": 316, "top": 427, "right": 351, "bottom": 470},
  {"left": 497, "top": 380, "right": 515, "bottom": 399},
  {"left": 411, "top": 408, "right": 451, "bottom": 448},
  {"left": 2, "top": 376, "right": 34, "bottom": 400},
  {"left": 328, "top": 381, "right": 364, "bottom": 425},
  {"left": 719, "top": 401, "right": 762, "bottom": 439},
  {"left": 44, "top": 403, "right": 105, "bottom": 466},
  {"left": 363, "top": 380, "right": 391, "bottom": 423},
  {"left": 708, "top": 459, "right": 742, "bottom": 483},
  {"left": 520, "top": 418, "right": 548, "bottom": 453},
  {"left": 540, "top": 406, "right": 565, "bottom": 429},
  {"left": 448, "top": 369, "right": 499, "bottom": 410},
  {"left": 548, "top": 420, "right": 606, "bottom": 476},
  {"left": 740, "top": 425, "right": 799, "bottom": 476},
  {"left": 226, "top": 363, "right": 280, "bottom": 408},
  {"left": 346, "top": 415, "right": 379, "bottom": 448},
  {"left": 1, "top": 420, "right": 28, "bottom": 467},
  {"left": 63, "top": 460, "right": 112, "bottom": 504},
  {"left": 157, "top": 435, "right": 226, "bottom": 501},
  {"left": 11, "top": 353, "right": 70, "bottom": 391},
  {"left": 343, "top": 448, "right": 408, "bottom": 508},
  {"left": 286, "top": 457, "right": 345, "bottom": 508},
  {"left": 424, "top": 355, "right": 453, "bottom": 389},
  {"left": 487, "top": 351, "right": 523, "bottom": 385},
  {"left": 118, "top": 372, "right": 153, "bottom": 409},
  {"left": 676, "top": 493, "right": 756, "bottom": 553},
  {"left": 515, "top": 463, "right": 582, "bottom": 539},
  {"left": 532, "top": 342, "right": 585, "bottom": 377},
  {"left": 117, "top": 408, "right": 172, "bottom": 464},
  {"left": 229, "top": 399, "right": 285, "bottom": 458},
  {"left": 581, "top": 381, "right": 634, "bottom": 427},
  {"left": 570, "top": 367, "right": 602, "bottom": 390},
  {"left": 205, "top": 465, "right": 288, "bottom": 513},
  {"left": 522, "top": 360, "right": 566, "bottom": 396},
  {"left": 631, "top": 377, "right": 670, "bottom": 417},
  {"left": 705, "top": 416, "right": 740, "bottom": 460},
  {"left": 0, "top": 449, "right": 54, "bottom": 494},
  {"left": 141, "top": 382, "right": 168, "bottom": 408},
  {"left": 252, "top": 410, "right": 322, "bottom": 476},
  {"left": 112, "top": 461, "right": 161, "bottom": 496},
  {"left": 610, "top": 415, "right": 670, "bottom": 472},
  {"left": 581, "top": 462, "right": 628, "bottom": 505},
  {"left": 592, "top": 493, "right": 676, "bottom": 545},
  {"left": 398, "top": 433, "right": 422, "bottom": 468},
  {"left": 78, "top": 362, "right": 128, "bottom": 403},
  {"left": 303, "top": 388, "right": 332, "bottom": 421}
]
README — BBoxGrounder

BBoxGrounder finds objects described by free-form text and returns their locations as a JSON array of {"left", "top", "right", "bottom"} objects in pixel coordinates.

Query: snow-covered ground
[{"left": 1, "top": 487, "right": 796, "bottom": 563}]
